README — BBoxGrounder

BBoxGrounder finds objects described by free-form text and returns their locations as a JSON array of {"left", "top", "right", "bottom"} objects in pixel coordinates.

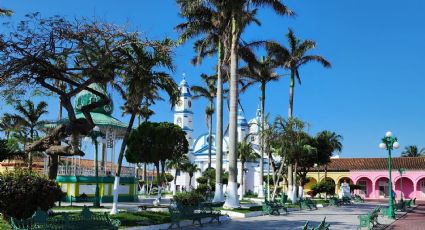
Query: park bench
[
  {"left": 302, "top": 217, "right": 330, "bottom": 230},
  {"left": 404, "top": 199, "right": 412, "bottom": 208},
  {"left": 394, "top": 200, "right": 406, "bottom": 212},
  {"left": 69, "top": 194, "right": 97, "bottom": 206},
  {"left": 357, "top": 206, "right": 380, "bottom": 230},
  {"left": 168, "top": 202, "right": 221, "bottom": 229},
  {"left": 299, "top": 198, "right": 317, "bottom": 210},
  {"left": 341, "top": 196, "right": 352, "bottom": 205},
  {"left": 353, "top": 195, "right": 364, "bottom": 203},
  {"left": 329, "top": 197, "right": 340, "bottom": 207},
  {"left": 262, "top": 193, "right": 288, "bottom": 215},
  {"left": 11, "top": 206, "right": 120, "bottom": 230}
]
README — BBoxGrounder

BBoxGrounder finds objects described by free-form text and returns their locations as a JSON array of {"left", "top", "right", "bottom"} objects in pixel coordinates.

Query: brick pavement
[{"left": 387, "top": 205, "right": 425, "bottom": 230}]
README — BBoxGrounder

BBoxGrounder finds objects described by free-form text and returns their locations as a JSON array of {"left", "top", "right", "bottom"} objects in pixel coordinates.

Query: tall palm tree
[
  {"left": 176, "top": 0, "right": 231, "bottom": 202},
  {"left": 239, "top": 47, "right": 282, "bottom": 197},
  {"left": 0, "top": 8, "right": 13, "bottom": 16},
  {"left": 4, "top": 100, "right": 48, "bottom": 170},
  {"left": 238, "top": 141, "right": 260, "bottom": 199},
  {"left": 224, "top": 0, "right": 293, "bottom": 208},
  {"left": 182, "top": 162, "right": 201, "bottom": 190},
  {"left": 267, "top": 28, "right": 330, "bottom": 201},
  {"left": 110, "top": 38, "right": 179, "bottom": 214},
  {"left": 191, "top": 74, "right": 217, "bottom": 169},
  {"left": 166, "top": 154, "right": 189, "bottom": 195},
  {"left": 401, "top": 145, "right": 425, "bottom": 157}
]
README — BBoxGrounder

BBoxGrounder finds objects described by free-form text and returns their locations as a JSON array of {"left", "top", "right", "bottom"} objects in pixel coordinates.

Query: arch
[
  {"left": 374, "top": 176, "right": 390, "bottom": 198},
  {"left": 416, "top": 177, "right": 425, "bottom": 200},
  {"left": 320, "top": 177, "right": 336, "bottom": 196},
  {"left": 394, "top": 177, "right": 414, "bottom": 199},
  {"left": 355, "top": 177, "right": 373, "bottom": 198}
]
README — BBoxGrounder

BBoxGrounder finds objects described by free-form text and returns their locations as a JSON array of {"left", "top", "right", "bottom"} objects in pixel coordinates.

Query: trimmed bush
[
  {"left": 0, "top": 169, "right": 64, "bottom": 219},
  {"left": 173, "top": 191, "right": 205, "bottom": 206}
]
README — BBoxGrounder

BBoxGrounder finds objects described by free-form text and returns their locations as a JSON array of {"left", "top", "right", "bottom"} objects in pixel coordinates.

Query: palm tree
[
  {"left": 110, "top": 38, "right": 179, "bottom": 214},
  {"left": 266, "top": 28, "right": 330, "bottom": 201},
  {"left": 401, "top": 145, "right": 425, "bottom": 157},
  {"left": 182, "top": 162, "right": 201, "bottom": 190},
  {"left": 239, "top": 47, "right": 282, "bottom": 197},
  {"left": 176, "top": 0, "right": 231, "bottom": 202},
  {"left": 0, "top": 116, "right": 19, "bottom": 140},
  {"left": 224, "top": 0, "right": 293, "bottom": 208},
  {"left": 191, "top": 74, "right": 217, "bottom": 169},
  {"left": 4, "top": 100, "right": 48, "bottom": 170},
  {"left": 238, "top": 141, "right": 260, "bottom": 199},
  {"left": 166, "top": 154, "right": 189, "bottom": 195},
  {"left": 0, "top": 8, "right": 13, "bottom": 16}
]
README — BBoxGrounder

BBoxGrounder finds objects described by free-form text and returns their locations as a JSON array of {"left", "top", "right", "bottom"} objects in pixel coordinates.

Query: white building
[{"left": 172, "top": 78, "right": 269, "bottom": 196}]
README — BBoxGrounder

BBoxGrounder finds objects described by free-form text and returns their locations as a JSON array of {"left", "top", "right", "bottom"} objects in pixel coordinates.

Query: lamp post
[
  {"left": 379, "top": 131, "right": 400, "bottom": 219},
  {"left": 314, "top": 163, "right": 320, "bottom": 184},
  {"left": 85, "top": 126, "right": 104, "bottom": 208},
  {"left": 398, "top": 168, "right": 406, "bottom": 201}
]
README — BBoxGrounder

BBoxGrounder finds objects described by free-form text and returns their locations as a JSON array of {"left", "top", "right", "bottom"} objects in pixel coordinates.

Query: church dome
[{"left": 74, "top": 83, "right": 114, "bottom": 115}]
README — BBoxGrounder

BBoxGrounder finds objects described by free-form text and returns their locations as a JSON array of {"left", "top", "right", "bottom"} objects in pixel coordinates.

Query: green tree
[
  {"left": 4, "top": 100, "right": 48, "bottom": 170},
  {"left": 166, "top": 154, "right": 189, "bottom": 195},
  {"left": 314, "top": 130, "right": 343, "bottom": 180},
  {"left": 239, "top": 47, "right": 282, "bottom": 198},
  {"left": 110, "top": 38, "right": 179, "bottom": 214},
  {"left": 224, "top": 0, "right": 293, "bottom": 208},
  {"left": 0, "top": 139, "right": 24, "bottom": 162},
  {"left": 176, "top": 0, "right": 231, "bottom": 202},
  {"left": 237, "top": 141, "right": 259, "bottom": 199},
  {"left": 401, "top": 145, "right": 425, "bottom": 157},
  {"left": 182, "top": 162, "right": 201, "bottom": 190},
  {"left": 266, "top": 28, "right": 331, "bottom": 200},
  {"left": 191, "top": 74, "right": 217, "bottom": 169},
  {"left": 0, "top": 116, "right": 19, "bottom": 140}
]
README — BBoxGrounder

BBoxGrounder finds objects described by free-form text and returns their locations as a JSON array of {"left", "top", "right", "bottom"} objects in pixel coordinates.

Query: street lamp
[
  {"left": 398, "top": 168, "right": 406, "bottom": 201},
  {"left": 379, "top": 131, "right": 400, "bottom": 219},
  {"left": 86, "top": 126, "right": 105, "bottom": 208}
]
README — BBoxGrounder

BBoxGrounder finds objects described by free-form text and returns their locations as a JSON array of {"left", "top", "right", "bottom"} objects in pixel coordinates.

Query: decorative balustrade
[{"left": 56, "top": 165, "right": 136, "bottom": 177}]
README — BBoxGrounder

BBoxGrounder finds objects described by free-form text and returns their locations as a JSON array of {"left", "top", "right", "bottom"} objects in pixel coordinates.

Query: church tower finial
[{"left": 174, "top": 76, "right": 193, "bottom": 152}]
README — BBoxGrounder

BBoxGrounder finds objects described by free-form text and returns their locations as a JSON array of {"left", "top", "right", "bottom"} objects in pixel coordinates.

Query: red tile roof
[{"left": 324, "top": 157, "right": 425, "bottom": 171}]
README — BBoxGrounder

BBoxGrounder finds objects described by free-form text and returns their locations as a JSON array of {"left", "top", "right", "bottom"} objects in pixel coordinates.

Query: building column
[{"left": 371, "top": 180, "right": 376, "bottom": 199}]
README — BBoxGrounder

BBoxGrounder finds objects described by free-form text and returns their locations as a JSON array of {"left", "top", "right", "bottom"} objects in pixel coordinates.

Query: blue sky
[{"left": 1, "top": 0, "right": 425, "bottom": 160}]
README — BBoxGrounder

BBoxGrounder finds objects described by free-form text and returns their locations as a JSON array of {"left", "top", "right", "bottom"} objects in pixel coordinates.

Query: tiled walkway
[{"left": 387, "top": 205, "right": 425, "bottom": 230}]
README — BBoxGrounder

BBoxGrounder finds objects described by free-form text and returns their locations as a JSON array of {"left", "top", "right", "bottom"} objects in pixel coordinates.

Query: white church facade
[{"left": 172, "top": 78, "right": 268, "bottom": 196}]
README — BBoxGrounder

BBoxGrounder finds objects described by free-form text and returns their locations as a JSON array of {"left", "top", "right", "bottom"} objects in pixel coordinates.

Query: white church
[{"left": 172, "top": 78, "right": 268, "bottom": 197}]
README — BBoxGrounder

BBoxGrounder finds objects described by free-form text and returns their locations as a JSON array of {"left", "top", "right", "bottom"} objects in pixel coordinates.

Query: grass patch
[
  {"left": 0, "top": 218, "right": 11, "bottom": 230},
  {"left": 111, "top": 211, "right": 170, "bottom": 228}
]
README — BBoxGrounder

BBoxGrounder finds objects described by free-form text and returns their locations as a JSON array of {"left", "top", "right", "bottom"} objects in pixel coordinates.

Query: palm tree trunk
[
  {"left": 258, "top": 82, "right": 266, "bottom": 198},
  {"left": 224, "top": 15, "right": 240, "bottom": 209},
  {"left": 28, "top": 128, "right": 34, "bottom": 170},
  {"left": 240, "top": 161, "right": 245, "bottom": 200},
  {"left": 208, "top": 101, "right": 213, "bottom": 169},
  {"left": 173, "top": 168, "right": 178, "bottom": 195},
  {"left": 213, "top": 40, "right": 225, "bottom": 203},
  {"left": 110, "top": 113, "right": 136, "bottom": 214},
  {"left": 288, "top": 71, "right": 295, "bottom": 203}
]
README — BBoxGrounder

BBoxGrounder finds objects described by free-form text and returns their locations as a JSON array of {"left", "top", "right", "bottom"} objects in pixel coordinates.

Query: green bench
[
  {"left": 262, "top": 193, "right": 288, "bottom": 215},
  {"left": 168, "top": 202, "right": 221, "bottom": 229},
  {"left": 299, "top": 198, "right": 317, "bottom": 210},
  {"left": 69, "top": 194, "right": 97, "bottom": 206},
  {"left": 329, "top": 197, "right": 340, "bottom": 207},
  {"left": 11, "top": 206, "right": 120, "bottom": 230},
  {"left": 302, "top": 217, "right": 330, "bottom": 230},
  {"left": 357, "top": 207, "right": 380, "bottom": 230}
]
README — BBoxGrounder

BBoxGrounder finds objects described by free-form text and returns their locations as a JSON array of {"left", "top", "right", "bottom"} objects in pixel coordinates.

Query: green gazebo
[{"left": 50, "top": 84, "right": 137, "bottom": 202}]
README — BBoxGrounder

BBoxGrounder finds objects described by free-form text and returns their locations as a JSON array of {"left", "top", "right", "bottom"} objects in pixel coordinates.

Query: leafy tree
[
  {"left": 266, "top": 28, "right": 331, "bottom": 197},
  {"left": 3, "top": 100, "right": 48, "bottom": 170},
  {"left": 401, "top": 145, "right": 425, "bottom": 157},
  {"left": 224, "top": 0, "right": 293, "bottom": 207},
  {"left": 0, "top": 169, "right": 64, "bottom": 219},
  {"left": 176, "top": 0, "right": 231, "bottom": 202},
  {"left": 110, "top": 37, "right": 178, "bottom": 214},
  {"left": 191, "top": 74, "right": 217, "bottom": 169},
  {"left": 237, "top": 141, "right": 259, "bottom": 199},
  {"left": 239, "top": 47, "right": 282, "bottom": 198},
  {"left": 0, "top": 8, "right": 13, "bottom": 16},
  {"left": 166, "top": 154, "right": 189, "bottom": 195},
  {"left": 182, "top": 162, "right": 200, "bottom": 189},
  {"left": 0, "top": 14, "right": 136, "bottom": 178},
  {"left": 0, "top": 139, "right": 24, "bottom": 162},
  {"left": 314, "top": 131, "right": 343, "bottom": 179},
  {"left": 0, "top": 116, "right": 19, "bottom": 139}
]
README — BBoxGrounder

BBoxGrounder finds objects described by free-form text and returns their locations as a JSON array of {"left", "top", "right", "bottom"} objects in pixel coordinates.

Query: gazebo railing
[{"left": 56, "top": 165, "right": 135, "bottom": 177}]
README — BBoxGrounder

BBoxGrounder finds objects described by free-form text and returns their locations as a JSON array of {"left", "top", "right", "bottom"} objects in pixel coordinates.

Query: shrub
[
  {"left": 173, "top": 191, "right": 205, "bottom": 206},
  {"left": 306, "top": 190, "right": 317, "bottom": 198},
  {"left": 163, "top": 173, "right": 174, "bottom": 183},
  {"left": 196, "top": 176, "right": 208, "bottom": 185},
  {"left": 195, "top": 184, "right": 210, "bottom": 195},
  {"left": 0, "top": 169, "right": 64, "bottom": 219}
]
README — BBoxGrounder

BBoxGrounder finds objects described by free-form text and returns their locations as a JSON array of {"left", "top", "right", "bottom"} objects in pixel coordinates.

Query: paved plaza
[{"left": 187, "top": 203, "right": 394, "bottom": 230}]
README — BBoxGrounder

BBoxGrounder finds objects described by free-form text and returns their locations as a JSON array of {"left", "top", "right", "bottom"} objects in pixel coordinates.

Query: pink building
[{"left": 327, "top": 158, "right": 425, "bottom": 200}]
